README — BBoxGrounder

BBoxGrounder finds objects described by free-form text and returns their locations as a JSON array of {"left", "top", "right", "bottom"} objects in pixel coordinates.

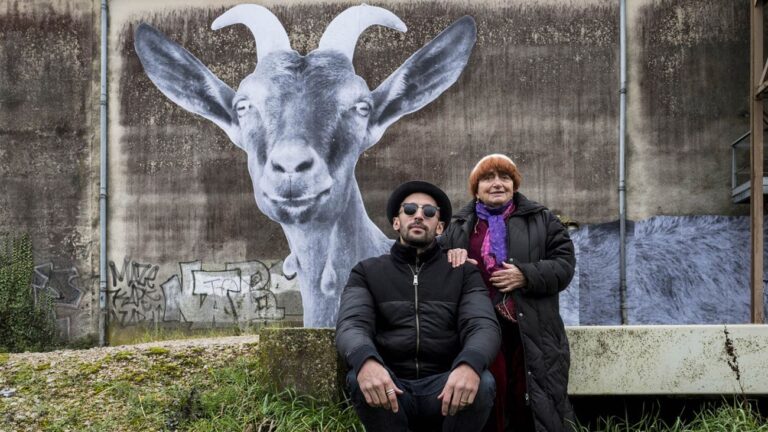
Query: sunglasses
[{"left": 400, "top": 203, "right": 440, "bottom": 219}]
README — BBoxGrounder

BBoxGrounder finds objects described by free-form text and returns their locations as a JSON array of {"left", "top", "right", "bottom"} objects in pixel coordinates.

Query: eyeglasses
[{"left": 400, "top": 203, "right": 440, "bottom": 219}]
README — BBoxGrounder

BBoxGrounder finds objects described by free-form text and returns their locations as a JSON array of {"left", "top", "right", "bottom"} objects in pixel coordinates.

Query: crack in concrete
[{"left": 723, "top": 325, "right": 746, "bottom": 395}]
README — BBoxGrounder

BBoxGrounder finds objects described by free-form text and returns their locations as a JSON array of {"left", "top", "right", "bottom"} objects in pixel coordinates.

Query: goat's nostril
[
  {"left": 272, "top": 161, "right": 286, "bottom": 173},
  {"left": 296, "top": 159, "right": 314, "bottom": 172}
]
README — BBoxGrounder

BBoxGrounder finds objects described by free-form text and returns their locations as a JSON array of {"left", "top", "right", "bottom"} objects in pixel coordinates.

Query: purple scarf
[{"left": 476, "top": 200, "right": 516, "bottom": 273}]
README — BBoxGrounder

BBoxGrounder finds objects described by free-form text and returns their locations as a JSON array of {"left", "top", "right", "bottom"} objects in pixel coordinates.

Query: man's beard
[{"left": 399, "top": 223, "right": 435, "bottom": 248}]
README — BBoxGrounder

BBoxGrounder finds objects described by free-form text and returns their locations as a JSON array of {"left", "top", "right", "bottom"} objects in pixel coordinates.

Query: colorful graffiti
[
  {"left": 134, "top": 4, "right": 477, "bottom": 327},
  {"left": 109, "top": 258, "right": 291, "bottom": 327}
]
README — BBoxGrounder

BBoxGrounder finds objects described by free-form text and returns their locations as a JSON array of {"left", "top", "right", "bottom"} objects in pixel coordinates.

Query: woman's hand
[
  {"left": 489, "top": 262, "right": 527, "bottom": 292},
  {"left": 447, "top": 248, "right": 478, "bottom": 268}
]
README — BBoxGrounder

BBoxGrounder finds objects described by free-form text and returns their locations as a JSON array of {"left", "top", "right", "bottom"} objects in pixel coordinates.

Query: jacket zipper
[{"left": 409, "top": 260, "right": 423, "bottom": 378}]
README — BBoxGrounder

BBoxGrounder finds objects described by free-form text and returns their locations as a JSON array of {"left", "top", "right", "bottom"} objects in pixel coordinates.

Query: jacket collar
[{"left": 391, "top": 239, "right": 441, "bottom": 265}]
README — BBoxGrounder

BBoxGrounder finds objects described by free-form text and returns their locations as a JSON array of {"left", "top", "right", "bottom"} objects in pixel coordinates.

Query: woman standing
[{"left": 441, "top": 154, "right": 575, "bottom": 432}]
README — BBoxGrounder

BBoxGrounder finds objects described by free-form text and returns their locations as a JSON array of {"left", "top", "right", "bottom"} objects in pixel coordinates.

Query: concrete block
[
  {"left": 257, "top": 327, "right": 345, "bottom": 402},
  {"left": 568, "top": 325, "right": 768, "bottom": 395}
]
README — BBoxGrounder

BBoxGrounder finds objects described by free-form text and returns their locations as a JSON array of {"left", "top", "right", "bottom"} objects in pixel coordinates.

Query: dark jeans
[{"left": 346, "top": 368, "right": 496, "bottom": 432}]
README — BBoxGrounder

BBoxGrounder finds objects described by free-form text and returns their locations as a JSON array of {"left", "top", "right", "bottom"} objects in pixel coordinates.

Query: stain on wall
[{"left": 629, "top": 0, "right": 749, "bottom": 219}]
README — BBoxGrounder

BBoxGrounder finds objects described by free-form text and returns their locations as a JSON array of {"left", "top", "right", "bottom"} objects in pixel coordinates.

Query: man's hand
[
  {"left": 447, "top": 248, "right": 479, "bottom": 268},
  {"left": 437, "top": 364, "right": 480, "bottom": 416},
  {"left": 357, "top": 359, "right": 403, "bottom": 413},
  {"left": 489, "top": 262, "right": 527, "bottom": 292}
]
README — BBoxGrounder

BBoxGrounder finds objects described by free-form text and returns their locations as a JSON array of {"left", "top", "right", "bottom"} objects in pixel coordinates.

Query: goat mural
[{"left": 134, "top": 4, "right": 477, "bottom": 327}]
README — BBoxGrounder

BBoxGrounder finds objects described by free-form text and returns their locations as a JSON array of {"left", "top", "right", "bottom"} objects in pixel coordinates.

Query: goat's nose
[
  {"left": 271, "top": 157, "right": 314, "bottom": 173},
  {"left": 269, "top": 147, "right": 315, "bottom": 174}
]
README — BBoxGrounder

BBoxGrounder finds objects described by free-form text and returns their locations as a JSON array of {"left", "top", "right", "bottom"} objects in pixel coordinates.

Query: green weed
[{"left": 0, "top": 234, "right": 57, "bottom": 352}]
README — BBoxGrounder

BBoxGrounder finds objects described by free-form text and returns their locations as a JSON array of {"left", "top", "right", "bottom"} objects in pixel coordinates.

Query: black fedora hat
[{"left": 386, "top": 180, "right": 452, "bottom": 225}]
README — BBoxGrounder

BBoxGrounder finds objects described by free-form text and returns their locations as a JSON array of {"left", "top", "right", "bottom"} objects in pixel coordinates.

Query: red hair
[{"left": 468, "top": 154, "right": 522, "bottom": 196}]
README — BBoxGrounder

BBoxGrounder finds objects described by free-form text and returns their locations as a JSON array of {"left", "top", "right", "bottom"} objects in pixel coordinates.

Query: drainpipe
[
  {"left": 99, "top": 0, "right": 109, "bottom": 346},
  {"left": 618, "top": 0, "right": 628, "bottom": 325}
]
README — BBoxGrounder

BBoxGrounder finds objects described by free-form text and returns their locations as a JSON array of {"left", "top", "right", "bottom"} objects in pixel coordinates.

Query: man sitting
[{"left": 336, "top": 180, "right": 500, "bottom": 432}]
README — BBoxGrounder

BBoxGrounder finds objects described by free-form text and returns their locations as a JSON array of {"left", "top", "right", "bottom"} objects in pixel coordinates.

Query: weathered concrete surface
[
  {"left": 0, "top": 0, "right": 757, "bottom": 340},
  {"left": 627, "top": 0, "right": 749, "bottom": 219},
  {"left": 0, "top": 0, "right": 99, "bottom": 341},
  {"left": 257, "top": 327, "right": 344, "bottom": 402},
  {"left": 568, "top": 325, "right": 768, "bottom": 395}
]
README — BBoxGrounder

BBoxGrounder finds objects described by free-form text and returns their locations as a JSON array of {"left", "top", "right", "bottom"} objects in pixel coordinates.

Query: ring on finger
[{"left": 385, "top": 388, "right": 395, "bottom": 396}]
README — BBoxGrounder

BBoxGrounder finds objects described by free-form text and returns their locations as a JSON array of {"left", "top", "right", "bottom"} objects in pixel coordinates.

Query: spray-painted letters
[{"left": 109, "top": 258, "right": 290, "bottom": 327}]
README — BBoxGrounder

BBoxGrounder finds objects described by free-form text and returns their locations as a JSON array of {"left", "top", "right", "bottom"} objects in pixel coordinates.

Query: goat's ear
[
  {"left": 367, "top": 16, "right": 476, "bottom": 148},
  {"left": 134, "top": 23, "right": 241, "bottom": 148}
]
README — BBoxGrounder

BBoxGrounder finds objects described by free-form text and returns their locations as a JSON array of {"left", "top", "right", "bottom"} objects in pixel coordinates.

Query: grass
[
  {"left": 109, "top": 325, "right": 251, "bottom": 346},
  {"left": 184, "top": 358, "right": 362, "bottom": 432},
  {"left": 0, "top": 344, "right": 362, "bottom": 432},
  {"left": 574, "top": 400, "right": 768, "bottom": 432}
]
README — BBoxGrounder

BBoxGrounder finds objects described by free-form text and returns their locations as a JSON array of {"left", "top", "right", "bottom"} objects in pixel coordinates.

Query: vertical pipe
[
  {"left": 750, "top": 1, "right": 765, "bottom": 324},
  {"left": 618, "top": 0, "right": 628, "bottom": 325},
  {"left": 99, "top": 0, "right": 109, "bottom": 346},
  {"left": 731, "top": 141, "right": 736, "bottom": 192}
]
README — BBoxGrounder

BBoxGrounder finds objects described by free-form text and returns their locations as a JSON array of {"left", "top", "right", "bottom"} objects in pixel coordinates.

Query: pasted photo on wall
[{"left": 134, "top": 4, "right": 477, "bottom": 327}]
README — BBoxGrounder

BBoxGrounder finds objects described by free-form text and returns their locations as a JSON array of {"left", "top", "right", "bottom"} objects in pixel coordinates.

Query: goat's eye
[
  {"left": 353, "top": 102, "right": 371, "bottom": 117},
  {"left": 235, "top": 100, "right": 252, "bottom": 117}
]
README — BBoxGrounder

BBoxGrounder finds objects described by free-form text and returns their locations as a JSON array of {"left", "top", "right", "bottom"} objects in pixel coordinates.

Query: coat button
[
  {"left": 518, "top": 312, "right": 524, "bottom": 318},
  {"left": 524, "top": 393, "right": 529, "bottom": 401},
  {"left": 527, "top": 371, "right": 532, "bottom": 376}
]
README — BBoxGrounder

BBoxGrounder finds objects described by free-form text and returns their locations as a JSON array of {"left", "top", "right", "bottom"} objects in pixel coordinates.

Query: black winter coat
[
  {"left": 440, "top": 193, "right": 576, "bottom": 432},
  {"left": 336, "top": 241, "right": 501, "bottom": 380}
]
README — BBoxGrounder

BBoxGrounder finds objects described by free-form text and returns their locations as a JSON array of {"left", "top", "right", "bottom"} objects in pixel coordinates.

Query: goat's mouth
[{"left": 263, "top": 188, "right": 331, "bottom": 208}]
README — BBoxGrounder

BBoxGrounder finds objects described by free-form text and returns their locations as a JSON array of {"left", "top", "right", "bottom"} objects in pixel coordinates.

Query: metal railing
[{"left": 731, "top": 131, "right": 767, "bottom": 203}]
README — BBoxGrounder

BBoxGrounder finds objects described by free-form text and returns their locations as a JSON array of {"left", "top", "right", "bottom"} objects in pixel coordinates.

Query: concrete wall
[
  {"left": 628, "top": 0, "right": 749, "bottom": 219},
  {"left": 0, "top": 0, "right": 757, "bottom": 341},
  {"left": 0, "top": 0, "right": 99, "bottom": 342}
]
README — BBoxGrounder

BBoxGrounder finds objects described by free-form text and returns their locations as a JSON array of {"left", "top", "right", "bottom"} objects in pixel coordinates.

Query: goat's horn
[
  {"left": 318, "top": 4, "right": 406, "bottom": 61},
  {"left": 212, "top": 4, "right": 291, "bottom": 62}
]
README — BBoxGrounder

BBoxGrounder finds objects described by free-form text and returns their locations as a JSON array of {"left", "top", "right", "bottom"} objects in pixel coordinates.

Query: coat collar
[{"left": 391, "top": 239, "right": 442, "bottom": 265}]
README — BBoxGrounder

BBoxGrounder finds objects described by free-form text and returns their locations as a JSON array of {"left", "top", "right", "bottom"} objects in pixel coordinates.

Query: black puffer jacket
[
  {"left": 336, "top": 241, "right": 501, "bottom": 380},
  {"left": 440, "top": 193, "right": 575, "bottom": 432}
]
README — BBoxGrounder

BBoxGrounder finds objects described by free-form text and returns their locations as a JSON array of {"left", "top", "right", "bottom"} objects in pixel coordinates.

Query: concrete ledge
[
  {"left": 256, "top": 325, "right": 768, "bottom": 401},
  {"left": 567, "top": 325, "right": 768, "bottom": 395}
]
